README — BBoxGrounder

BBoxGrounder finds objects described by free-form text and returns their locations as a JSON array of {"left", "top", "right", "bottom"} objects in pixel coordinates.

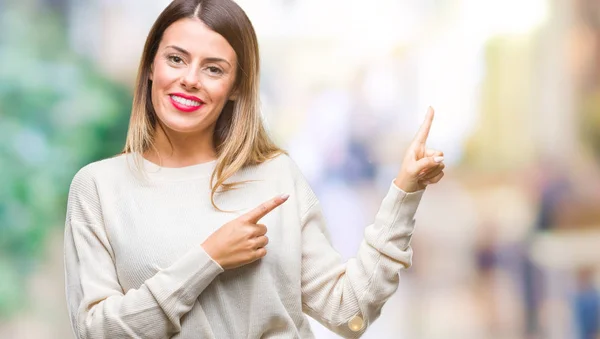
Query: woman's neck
[{"left": 145, "top": 125, "right": 217, "bottom": 168}]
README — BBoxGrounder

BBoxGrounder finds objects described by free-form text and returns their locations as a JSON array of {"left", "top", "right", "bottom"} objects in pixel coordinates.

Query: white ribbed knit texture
[{"left": 64, "top": 153, "right": 423, "bottom": 338}]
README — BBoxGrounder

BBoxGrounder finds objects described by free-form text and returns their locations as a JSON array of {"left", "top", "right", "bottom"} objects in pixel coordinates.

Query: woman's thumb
[{"left": 415, "top": 156, "right": 444, "bottom": 173}]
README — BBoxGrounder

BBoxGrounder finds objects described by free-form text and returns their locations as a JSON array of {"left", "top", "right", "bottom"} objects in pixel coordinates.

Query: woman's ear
[{"left": 149, "top": 64, "right": 154, "bottom": 81}]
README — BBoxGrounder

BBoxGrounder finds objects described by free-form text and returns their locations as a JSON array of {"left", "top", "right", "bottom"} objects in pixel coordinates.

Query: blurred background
[{"left": 1, "top": 0, "right": 600, "bottom": 338}]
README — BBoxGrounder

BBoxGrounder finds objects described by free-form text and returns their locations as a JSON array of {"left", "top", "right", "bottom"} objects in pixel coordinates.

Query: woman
[{"left": 63, "top": 0, "right": 445, "bottom": 338}]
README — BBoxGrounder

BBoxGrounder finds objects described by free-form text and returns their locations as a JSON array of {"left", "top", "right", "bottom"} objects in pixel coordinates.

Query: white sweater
[{"left": 63, "top": 153, "right": 424, "bottom": 339}]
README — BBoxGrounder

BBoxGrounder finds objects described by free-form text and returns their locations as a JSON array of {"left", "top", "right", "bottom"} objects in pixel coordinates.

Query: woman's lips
[{"left": 169, "top": 94, "right": 204, "bottom": 113}]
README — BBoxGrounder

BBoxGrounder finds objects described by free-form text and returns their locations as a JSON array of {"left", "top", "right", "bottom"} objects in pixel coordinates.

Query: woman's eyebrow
[
  {"left": 166, "top": 45, "right": 191, "bottom": 56},
  {"left": 204, "top": 57, "right": 232, "bottom": 67},
  {"left": 165, "top": 45, "right": 232, "bottom": 67}
]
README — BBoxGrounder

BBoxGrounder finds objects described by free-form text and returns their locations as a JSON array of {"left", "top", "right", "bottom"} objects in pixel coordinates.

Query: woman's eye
[
  {"left": 168, "top": 55, "right": 183, "bottom": 64},
  {"left": 207, "top": 66, "right": 223, "bottom": 75}
]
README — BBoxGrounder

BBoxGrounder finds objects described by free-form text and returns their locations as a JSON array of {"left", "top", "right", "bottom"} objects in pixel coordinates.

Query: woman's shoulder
[
  {"left": 253, "top": 152, "right": 317, "bottom": 201},
  {"left": 253, "top": 152, "right": 306, "bottom": 179},
  {"left": 66, "top": 154, "right": 128, "bottom": 222},
  {"left": 70, "top": 153, "right": 130, "bottom": 187}
]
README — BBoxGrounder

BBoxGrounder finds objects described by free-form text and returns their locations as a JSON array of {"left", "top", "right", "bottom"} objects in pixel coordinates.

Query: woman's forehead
[{"left": 160, "top": 18, "right": 236, "bottom": 63}]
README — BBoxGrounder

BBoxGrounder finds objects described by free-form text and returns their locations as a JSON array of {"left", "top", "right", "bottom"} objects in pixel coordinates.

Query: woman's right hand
[{"left": 201, "top": 194, "right": 290, "bottom": 270}]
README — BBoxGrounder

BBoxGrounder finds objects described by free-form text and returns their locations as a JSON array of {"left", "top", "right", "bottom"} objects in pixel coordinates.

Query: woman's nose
[{"left": 180, "top": 69, "right": 201, "bottom": 90}]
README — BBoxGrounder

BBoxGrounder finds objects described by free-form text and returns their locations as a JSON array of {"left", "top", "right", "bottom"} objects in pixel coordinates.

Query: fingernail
[
  {"left": 280, "top": 194, "right": 290, "bottom": 200},
  {"left": 423, "top": 181, "right": 431, "bottom": 185},
  {"left": 434, "top": 156, "right": 444, "bottom": 163}
]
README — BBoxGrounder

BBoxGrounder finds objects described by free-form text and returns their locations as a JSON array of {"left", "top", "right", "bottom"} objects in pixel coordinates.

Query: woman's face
[{"left": 150, "top": 18, "right": 238, "bottom": 135}]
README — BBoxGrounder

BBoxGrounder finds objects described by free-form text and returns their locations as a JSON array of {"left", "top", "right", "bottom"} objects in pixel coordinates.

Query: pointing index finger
[
  {"left": 242, "top": 194, "right": 290, "bottom": 224},
  {"left": 412, "top": 107, "right": 434, "bottom": 146}
]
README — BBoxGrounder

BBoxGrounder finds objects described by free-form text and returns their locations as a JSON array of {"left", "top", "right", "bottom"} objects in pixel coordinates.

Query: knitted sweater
[{"left": 64, "top": 153, "right": 423, "bottom": 338}]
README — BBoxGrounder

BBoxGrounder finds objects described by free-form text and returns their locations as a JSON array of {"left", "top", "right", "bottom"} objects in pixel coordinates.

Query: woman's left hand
[{"left": 394, "top": 107, "right": 445, "bottom": 193}]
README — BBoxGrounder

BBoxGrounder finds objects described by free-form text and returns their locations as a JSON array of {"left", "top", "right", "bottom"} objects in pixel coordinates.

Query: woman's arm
[
  {"left": 300, "top": 107, "right": 444, "bottom": 337},
  {"left": 300, "top": 182, "right": 423, "bottom": 338},
  {"left": 64, "top": 167, "right": 223, "bottom": 339}
]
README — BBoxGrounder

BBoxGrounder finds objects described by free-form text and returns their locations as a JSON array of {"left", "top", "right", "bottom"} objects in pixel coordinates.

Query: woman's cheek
[{"left": 202, "top": 79, "right": 225, "bottom": 98}]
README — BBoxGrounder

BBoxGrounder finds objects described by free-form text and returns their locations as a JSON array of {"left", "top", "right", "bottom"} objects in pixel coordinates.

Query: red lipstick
[{"left": 169, "top": 93, "right": 205, "bottom": 113}]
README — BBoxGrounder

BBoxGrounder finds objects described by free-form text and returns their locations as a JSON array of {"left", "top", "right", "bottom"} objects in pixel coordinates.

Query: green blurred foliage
[{"left": 0, "top": 3, "right": 132, "bottom": 317}]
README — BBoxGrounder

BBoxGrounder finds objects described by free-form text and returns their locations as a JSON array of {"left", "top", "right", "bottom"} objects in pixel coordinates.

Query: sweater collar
[{"left": 127, "top": 153, "right": 217, "bottom": 181}]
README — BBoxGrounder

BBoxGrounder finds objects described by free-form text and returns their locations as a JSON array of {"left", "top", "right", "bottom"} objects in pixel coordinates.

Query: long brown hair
[{"left": 123, "top": 0, "right": 285, "bottom": 210}]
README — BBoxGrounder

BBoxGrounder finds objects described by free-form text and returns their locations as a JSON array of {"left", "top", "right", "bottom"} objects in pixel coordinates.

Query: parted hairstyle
[{"left": 123, "top": 0, "right": 285, "bottom": 210}]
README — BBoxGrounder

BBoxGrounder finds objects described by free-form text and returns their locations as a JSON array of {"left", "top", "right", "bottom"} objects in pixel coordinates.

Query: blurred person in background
[
  {"left": 63, "top": 0, "right": 446, "bottom": 338},
  {"left": 572, "top": 267, "right": 599, "bottom": 339}
]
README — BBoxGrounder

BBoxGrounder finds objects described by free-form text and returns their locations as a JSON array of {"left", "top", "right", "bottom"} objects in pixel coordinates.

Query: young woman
[{"left": 63, "top": 0, "right": 445, "bottom": 338}]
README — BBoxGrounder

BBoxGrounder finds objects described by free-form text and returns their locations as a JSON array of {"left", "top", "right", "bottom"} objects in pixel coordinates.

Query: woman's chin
[
  {"left": 161, "top": 120, "right": 206, "bottom": 135},
  {"left": 157, "top": 114, "right": 207, "bottom": 133}
]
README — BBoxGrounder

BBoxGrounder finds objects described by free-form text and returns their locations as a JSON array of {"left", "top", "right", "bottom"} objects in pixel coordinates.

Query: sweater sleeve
[
  {"left": 300, "top": 180, "right": 424, "bottom": 338},
  {"left": 63, "top": 166, "right": 224, "bottom": 339}
]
